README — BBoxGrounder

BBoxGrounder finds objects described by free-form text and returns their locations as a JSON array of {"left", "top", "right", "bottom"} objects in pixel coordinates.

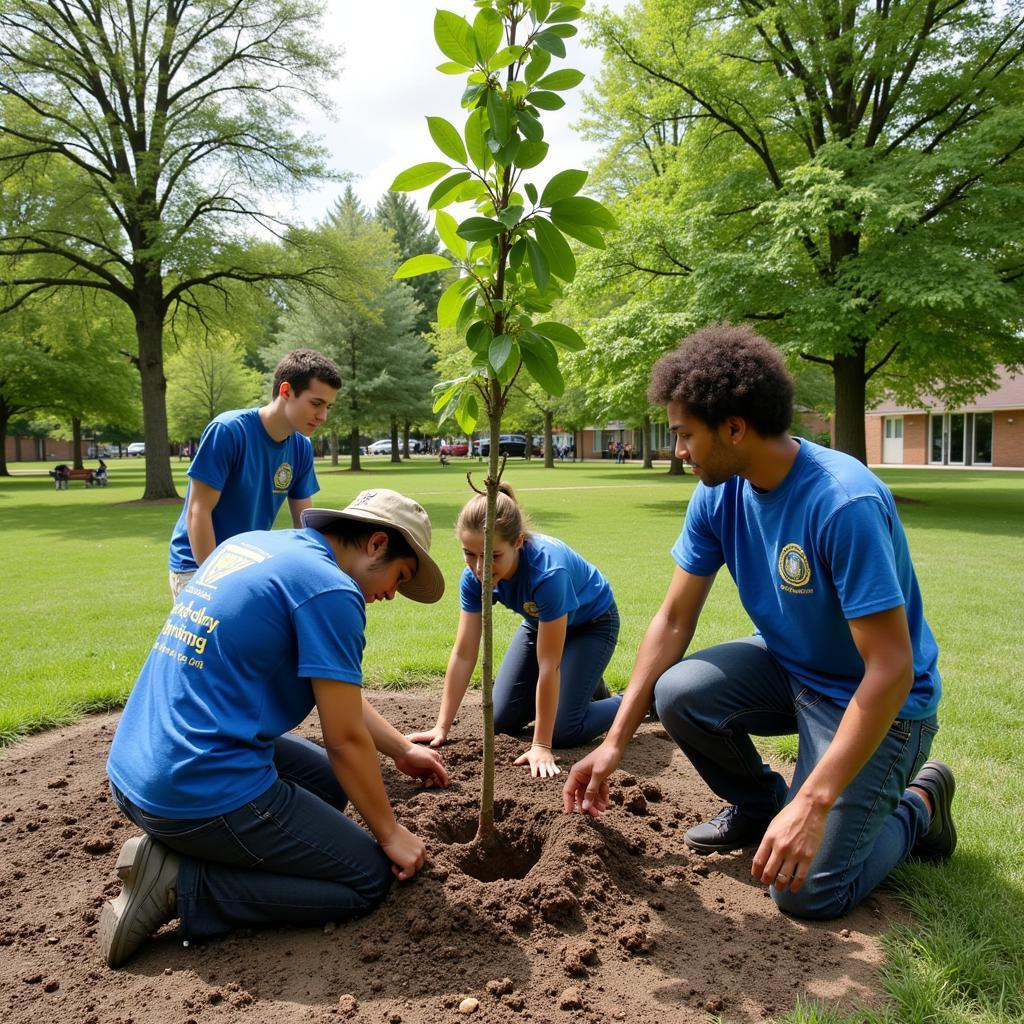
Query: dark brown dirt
[{"left": 0, "top": 691, "right": 897, "bottom": 1023}]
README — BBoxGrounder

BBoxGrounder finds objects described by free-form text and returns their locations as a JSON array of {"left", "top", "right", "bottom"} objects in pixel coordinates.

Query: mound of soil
[{"left": 0, "top": 691, "right": 896, "bottom": 1023}]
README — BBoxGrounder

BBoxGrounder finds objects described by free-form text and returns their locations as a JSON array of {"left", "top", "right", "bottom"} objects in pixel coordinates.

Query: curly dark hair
[{"left": 648, "top": 323, "right": 793, "bottom": 435}]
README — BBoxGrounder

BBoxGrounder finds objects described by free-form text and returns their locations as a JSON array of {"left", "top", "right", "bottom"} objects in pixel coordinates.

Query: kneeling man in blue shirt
[{"left": 564, "top": 323, "right": 956, "bottom": 920}]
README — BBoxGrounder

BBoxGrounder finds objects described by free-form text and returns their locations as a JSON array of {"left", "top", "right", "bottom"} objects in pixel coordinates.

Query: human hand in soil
[
  {"left": 405, "top": 725, "right": 449, "bottom": 748},
  {"left": 514, "top": 743, "right": 560, "bottom": 779},
  {"left": 381, "top": 823, "right": 427, "bottom": 881},
  {"left": 562, "top": 743, "right": 618, "bottom": 816},
  {"left": 750, "top": 797, "right": 827, "bottom": 893},
  {"left": 393, "top": 744, "right": 450, "bottom": 788}
]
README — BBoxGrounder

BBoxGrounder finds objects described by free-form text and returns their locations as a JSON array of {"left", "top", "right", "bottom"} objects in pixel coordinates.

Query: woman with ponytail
[{"left": 408, "top": 484, "right": 621, "bottom": 778}]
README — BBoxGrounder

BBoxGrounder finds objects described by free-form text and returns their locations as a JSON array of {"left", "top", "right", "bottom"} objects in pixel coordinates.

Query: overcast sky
[{"left": 286, "top": 0, "right": 629, "bottom": 224}]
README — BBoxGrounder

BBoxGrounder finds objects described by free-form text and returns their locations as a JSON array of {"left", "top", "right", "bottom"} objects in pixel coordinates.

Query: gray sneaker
[
  {"left": 908, "top": 760, "right": 957, "bottom": 862},
  {"left": 685, "top": 805, "right": 772, "bottom": 854},
  {"left": 99, "top": 835, "right": 180, "bottom": 968}
]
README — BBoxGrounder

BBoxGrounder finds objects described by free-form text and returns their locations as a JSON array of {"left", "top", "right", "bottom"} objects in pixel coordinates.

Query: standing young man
[
  {"left": 564, "top": 323, "right": 956, "bottom": 920},
  {"left": 167, "top": 348, "right": 342, "bottom": 598}
]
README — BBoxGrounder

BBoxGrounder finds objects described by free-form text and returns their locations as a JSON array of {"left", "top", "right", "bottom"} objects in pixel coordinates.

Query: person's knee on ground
[{"left": 769, "top": 876, "right": 857, "bottom": 921}]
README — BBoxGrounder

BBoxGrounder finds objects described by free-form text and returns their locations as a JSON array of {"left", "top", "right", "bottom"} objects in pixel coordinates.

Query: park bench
[{"left": 50, "top": 466, "right": 95, "bottom": 489}]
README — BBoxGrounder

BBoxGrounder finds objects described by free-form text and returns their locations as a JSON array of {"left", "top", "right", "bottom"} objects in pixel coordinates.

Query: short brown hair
[
  {"left": 457, "top": 482, "right": 531, "bottom": 545},
  {"left": 648, "top": 322, "right": 793, "bottom": 435},
  {"left": 272, "top": 348, "right": 341, "bottom": 397}
]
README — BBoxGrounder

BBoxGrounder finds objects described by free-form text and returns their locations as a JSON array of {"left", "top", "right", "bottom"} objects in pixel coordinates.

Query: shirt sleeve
[
  {"left": 293, "top": 587, "right": 366, "bottom": 684},
  {"left": 288, "top": 436, "right": 319, "bottom": 501},
  {"left": 670, "top": 485, "right": 724, "bottom": 576},
  {"left": 532, "top": 568, "right": 578, "bottom": 622},
  {"left": 460, "top": 566, "right": 483, "bottom": 613},
  {"left": 817, "top": 497, "right": 906, "bottom": 620},
  {"left": 186, "top": 419, "right": 239, "bottom": 492}
]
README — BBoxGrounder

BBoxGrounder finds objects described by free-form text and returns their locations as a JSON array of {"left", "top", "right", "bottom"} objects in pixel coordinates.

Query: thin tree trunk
[
  {"left": 389, "top": 415, "right": 401, "bottom": 464},
  {"left": 72, "top": 417, "right": 83, "bottom": 469},
  {"left": 330, "top": 432, "right": 339, "bottom": 466},
  {"left": 642, "top": 414, "right": 654, "bottom": 469},
  {"left": 403, "top": 419, "right": 411, "bottom": 460},
  {"left": 0, "top": 402, "right": 10, "bottom": 476},
  {"left": 543, "top": 410, "right": 554, "bottom": 468},
  {"left": 135, "top": 292, "right": 178, "bottom": 500},
  {"left": 349, "top": 426, "right": 362, "bottom": 471},
  {"left": 832, "top": 346, "right": 868, "bottom": 463},
  {"left": 524, "top": 428, "right": 533, "bottom": 461}
]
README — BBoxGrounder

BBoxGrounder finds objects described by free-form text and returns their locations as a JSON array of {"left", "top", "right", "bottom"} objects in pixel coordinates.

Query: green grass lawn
[{"left": 1, "top": 456, "right": 1022, "bottom": 1023}]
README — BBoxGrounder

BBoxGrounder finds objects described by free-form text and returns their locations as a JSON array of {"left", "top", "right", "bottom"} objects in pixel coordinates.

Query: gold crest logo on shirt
[
  {"left": 194, "top": 542, "right": 271, "bottom": 588},
  {"left": 274, "top": 462, "right": 293, "bottom": 492},
  {"left": 523, "top": 601, "right": 540, "bottom": 617},
  {"left": 778, "top": 543, "right": 812, "bottom": 588}
]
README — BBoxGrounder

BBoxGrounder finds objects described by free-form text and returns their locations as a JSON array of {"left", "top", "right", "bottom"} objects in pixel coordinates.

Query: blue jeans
[
  {"left": 110, "top": 734, "right": 393, "bottom": 939},
  {"left": 653, "top": 636, "right": 936, "bottom": 920},
  {"left": 494, "top": 602, "right": 621, "bottom": 747}
]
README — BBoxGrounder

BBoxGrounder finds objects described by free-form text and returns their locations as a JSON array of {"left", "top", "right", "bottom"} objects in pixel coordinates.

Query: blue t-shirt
[
  {"left": 460, "top": 533, "right": 613, "bottom": 628},
  {"left": 168, "top": 408, "right": 319, "bottom": 572},
  {"left": 110, "top": 528, "right": 365, "bottom": 818},
  {"left": 671, "top": 440, "right": 940, "bottom": 719}
]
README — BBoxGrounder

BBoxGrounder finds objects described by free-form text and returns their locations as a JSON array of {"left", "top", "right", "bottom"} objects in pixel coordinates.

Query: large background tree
[
  {"left": 0, "top": 0, "right": 339, "bottom": 497},
  {"left": 581, "top": 0, "right": 1024, "bottom": 460}
]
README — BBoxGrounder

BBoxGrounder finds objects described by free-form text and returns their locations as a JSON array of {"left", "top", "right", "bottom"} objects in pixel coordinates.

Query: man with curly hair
[{"left": 564, "top": 323, "right": 955, "bottom": 920}]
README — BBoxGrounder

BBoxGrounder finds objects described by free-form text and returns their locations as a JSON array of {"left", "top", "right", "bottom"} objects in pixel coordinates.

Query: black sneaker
[
  {"left": 592, "top": 678, "right": 610, "bottom": 701},
  {"left": 685, "top": 806, "right": 773, "bottom": 855},
  {"left": 908, "top": 760, "right": 957, "bottom": 862}
]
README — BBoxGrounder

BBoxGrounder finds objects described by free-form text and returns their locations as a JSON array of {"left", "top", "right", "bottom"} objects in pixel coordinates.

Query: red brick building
[{"left": 865, "top": 367, "right": 1024, "bottom": 468}]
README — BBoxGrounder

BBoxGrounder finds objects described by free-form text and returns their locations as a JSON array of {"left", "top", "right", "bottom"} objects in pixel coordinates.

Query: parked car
[
  {"left": 477, "top": 434, "right": 532, "bottom": 457},
  {"left": 439, "top": 440, "right": 469, "bottom": 457},
  {"left": 366, "top": 439, "right": 392, "bottom": 455},
  {"left": 126, "top": 441, "right": 146, "bottom": 456},
  {"left": 87, "top": 444, "right": 117, "bottom": 458}
]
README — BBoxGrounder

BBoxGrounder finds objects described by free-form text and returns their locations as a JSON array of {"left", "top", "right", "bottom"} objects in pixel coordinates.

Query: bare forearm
[
  {"left": 436, "top": 655, "right": 475, "bottom": 733},
  {"left": 326, "top": 728, "right": 398, "bottom": 843},
  {"left": 186, "top": 510, "right": 217, "bottom": 567},
  {"left": 532, "top": 667, "right": 561, "bottom": 747},
  {"left": 363, "top": 699, "right": 415, "bottom": 761}
]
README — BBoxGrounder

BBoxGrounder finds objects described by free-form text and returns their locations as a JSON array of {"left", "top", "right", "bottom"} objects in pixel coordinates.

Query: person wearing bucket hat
[{"left": 101, "top": 488, "right": 448, "bottom": 968}]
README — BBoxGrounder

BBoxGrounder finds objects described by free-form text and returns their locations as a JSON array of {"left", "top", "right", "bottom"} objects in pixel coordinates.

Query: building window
[
  {"left": 973, "top": 413, "right": 993, "bottom": 464},
  {"left": 930, "top": 415, "right": 944, "bottom": 463}
]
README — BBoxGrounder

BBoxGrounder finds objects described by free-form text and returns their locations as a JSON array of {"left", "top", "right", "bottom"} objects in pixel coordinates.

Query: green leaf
[
  {"left": 394, "top": 253, "right": 454, "bottom": 279},
  {"left": 486, "top": 89, "right": 512, "bottom": 145},
  {"left": 515, "top": 141, "right": 549, "bottom": 170},
  {"left": 526, "top": 238, "right": 550, "bottom": 292},
  {"left": 518, "top": 108, "right": 544, "bottom": 142},
  {"left": 532, "top": 216, "right": 577, "bottom": 281},
  {"left": 540, "top": 168, "right": 588, "bottom": 206},
  {"left": 432, "top": 376, "right": 469, "bottom": 413},
  {"left": 427, "top": 117, "right": 467, "bottom": 164},
  {"left": 520, "top": 338, "right": 565, "bottom": 395},
  {"left": 465, "top": 108, "right": 490, "bottom": 169},
  {"left": 390, "top": 162, "right": 451, "bottom": 191},
  {"left": 546, "top": 24, "right": 578, "bottom": 38},
  {"left": 524, "top": 48, "right": 551, "bottom": 86},
  {"left": 428, "top": 171, "right": 472, "bottom": 210},
  {"left": 549, "top": 195, "right": 618, "bottom": 229},
  {"left": 437, "top": 276, "right": 473, "bottom": 327},
  {"left": 455, "top": 179, "right": 489, "bottom": 202},
  {"left": 461, "top": 82, "right": 486, "bottom": 109},
  {"left": 533, "top": 320, "right": 584, "bottom": 350},
  {"left": 527, "top": 91, "right": 565, "bottom": 111},
  {"left": 467, "top": 321, "right": 492, "bottom": 352},
  {"left": 535, "top": 69, "right": 585, "bottom": 91},
  {"left": 456, "top": 294, "right": 480, "bottom": 334},
  {"left": 532, "top": 0, "right": 552, "bottom": 21},
  {"left": 454, "top": 388, "right": 479, "bottom": 434},
  {"left": 434, "top": 11, "right": 477, "bottom": 67},
  {"left": 473, "top": 8, "right": 503, "bottom": 62},
  {"left": 489, "top": 45, "right": 523, "bottom": 71},
  {"left": 489, "top": 333, "right": 514, "bottom": 371},
  {"left": 548, "top": 5, "right": 583, "bottom": 22},
  {"left": 524, "top": 181, "right": 539, "bottom": 204},
  {"left": 457, "top": 216, "right": 505, "bottom": 241},
  {"left": 534, "top": 32, "right": 566, "bottom": 58},
  {"left": 549, "top": 216, "right": 605, "bottom": 248},
  {"left": 435, "top": 209, "right": 467, "bottom": 258},
  {"left": 509, "top": 237, "right": 527, "bottom": 273},
  {"left": 498, "top": 205, "right": 525, "bottom": 229},
  {"left": 437, "top": 61, "right": 469, "bottom": 75}
]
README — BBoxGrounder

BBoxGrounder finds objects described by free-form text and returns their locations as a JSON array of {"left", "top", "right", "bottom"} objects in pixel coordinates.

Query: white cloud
[{"left": 286, "top": 0, "right": 628, "bottom": 224}]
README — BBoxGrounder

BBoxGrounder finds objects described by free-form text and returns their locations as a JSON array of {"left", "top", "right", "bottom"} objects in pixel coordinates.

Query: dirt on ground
[{"left": 0, "top": 691, "right": 897, "bottom": 1024}]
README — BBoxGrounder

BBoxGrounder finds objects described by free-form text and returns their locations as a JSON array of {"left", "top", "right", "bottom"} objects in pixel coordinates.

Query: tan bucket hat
[{"left": 301, "top": 489, "right": 445, "bottom": 604}]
